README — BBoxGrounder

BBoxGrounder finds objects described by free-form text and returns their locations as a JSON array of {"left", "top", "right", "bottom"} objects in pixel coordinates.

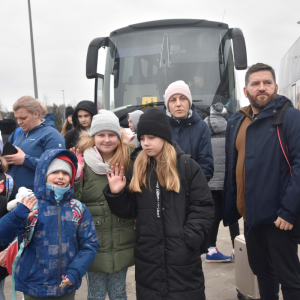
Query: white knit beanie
[
  {"left": 90, "top": 109, "right": 121, "bottom": 139},
  {"left": 164, "top": 80, "right": 192, "bottom": 108},
  {"left": 46, "top": 158, "right": 73, "bottom": 178}
]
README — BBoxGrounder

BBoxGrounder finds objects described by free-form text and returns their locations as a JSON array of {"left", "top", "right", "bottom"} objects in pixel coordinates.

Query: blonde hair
[
  {"left": 77, "top": 129, "right": 133, "bottom": 173},
  {"left": 297, "top": 101, "right": 300, "bottom": 110},
  {"left": 0, "top": 157, "right": 8, "bottom": 173},
  {"left": 128, "top": 141, "right": 180, "bottom": 193},
  {"left": 61, "top": 119, "right": 74, "bottom": 137},
  {"left": 13, "top": 96, "right": 47, "bottom": 119}
]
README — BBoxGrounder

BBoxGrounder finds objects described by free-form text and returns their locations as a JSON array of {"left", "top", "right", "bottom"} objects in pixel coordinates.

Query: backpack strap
[
  {"left": 5, "top": 174, "right": 14, "bottom": 200},
  {"left": 11, "top": 201, "right": 38, "bottom": 300},
  {"left": 273, "top": 100, "right": 292, "bottom": 126},
  {"left": 70, "top": 199, "right": 84, "bottom": 228},
  {"left": 272, "top": 100, "right": 293, "bottom": 176},
  {"left": 277, "top": 125, "right": 293, "bottom": 176},
  {"left": 179, "top": 154, "right": 192, "bottom": 216},
  {"left": 11, "top": 199, "right": 83, "bottom": 300},
  {"left": 12, "top": 127, "right": 22, "bottom": 144},
  {"left": 11, "top": 130, "right": 15, "bottom": 144}
]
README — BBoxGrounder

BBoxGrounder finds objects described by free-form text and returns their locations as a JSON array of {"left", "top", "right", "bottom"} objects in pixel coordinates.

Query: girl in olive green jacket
[{"left": 73, "top": 109, "right": 135, "bottom": 300}]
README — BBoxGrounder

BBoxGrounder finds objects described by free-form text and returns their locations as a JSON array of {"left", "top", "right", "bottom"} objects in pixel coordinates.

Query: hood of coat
[
  {"left": 264, "top": 94, "right": 293, "bottom": 112},
  {"left": 72, "top": 100, "right": 98, "bottom": 128},
  {"left": 204, "top": 114, "right": 227, "bottom": 135},
  {"left": 163, "top": 104, "right": 201, "bottom": 127},
  {"left": 34, "top": 149, "right": 78, "bottom": 202},
  {"left": 128, "top": 110, "right": 144, "bottom": 132},
  {"left": 230, "top": 94, "right": 292, "bottom": 122},
  {"left": 43, "top": 114, "right": 56, "bottom": 128},
  {"left": 24, "top": 113, "right": 57, "bottom": 134}
]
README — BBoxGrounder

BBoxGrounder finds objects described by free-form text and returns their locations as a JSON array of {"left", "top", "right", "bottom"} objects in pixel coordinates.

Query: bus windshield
[{"left": 102, "top": 27, "right": 236, "bottom": 114}]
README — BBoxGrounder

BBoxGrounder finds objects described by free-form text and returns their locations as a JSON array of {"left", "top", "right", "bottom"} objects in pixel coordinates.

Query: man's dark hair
[{"left": 245, "top": 63, "right": 276, "bottom": 86}]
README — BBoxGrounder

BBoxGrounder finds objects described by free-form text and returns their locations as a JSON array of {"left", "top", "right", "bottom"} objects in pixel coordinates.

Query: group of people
[{"left": 0, "top": 62, "right": 299, "bottom": 300}]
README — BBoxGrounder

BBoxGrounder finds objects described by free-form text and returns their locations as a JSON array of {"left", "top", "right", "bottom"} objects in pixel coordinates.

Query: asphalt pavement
[{"left": 4, "top": 219, "right": 289, "bottom": 300}]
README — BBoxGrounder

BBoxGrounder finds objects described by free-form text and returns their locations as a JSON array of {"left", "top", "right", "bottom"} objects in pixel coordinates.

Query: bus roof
[{"left": 109, "top": 19, "right": 229, "bottom": 37}]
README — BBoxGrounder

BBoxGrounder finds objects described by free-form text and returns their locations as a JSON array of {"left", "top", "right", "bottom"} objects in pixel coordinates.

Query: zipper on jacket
[
  {"left": 111, "top": 211, "right": 114, "bottom": 272},
  {"left": 56, "top": 202, "right": 62, "bottom": 297},
  {"left": 156, "top": 181, "right": 161, "bottom": 219}
]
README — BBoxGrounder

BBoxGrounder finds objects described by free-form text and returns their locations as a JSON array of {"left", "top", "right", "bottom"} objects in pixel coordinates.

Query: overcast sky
[{"left": 1, "top": 0, "right": 299, "bottom": 111}]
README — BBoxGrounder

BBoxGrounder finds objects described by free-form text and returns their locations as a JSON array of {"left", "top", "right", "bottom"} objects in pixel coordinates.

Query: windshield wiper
[
  {"left": 191, "top": 101, "right": 210, "bottom": 116},
  {"left": 115, "top": 102, "right": 165, "bottom": 122},
  {"left": 159, "top": 33, "right": 171, "bottom": 69},
  {"left": 196, "top": 107, "right": 210, "bottom": 116}
]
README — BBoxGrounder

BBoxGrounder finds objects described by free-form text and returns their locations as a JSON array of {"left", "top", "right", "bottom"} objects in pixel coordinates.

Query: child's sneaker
[
  {"left": 206, "top": 248, "right": 232, "bottom": 263},
  {"left": 231, "top": 250, "right": 235, "bottom": 261}
]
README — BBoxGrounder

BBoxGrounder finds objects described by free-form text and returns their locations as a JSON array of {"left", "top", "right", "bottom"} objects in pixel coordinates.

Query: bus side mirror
[
  {"left": 230, "top": 28, "right": 247, "bottom": 70},
  {"left": 86, "top": 37, "right": 109, "bottom": 79}
]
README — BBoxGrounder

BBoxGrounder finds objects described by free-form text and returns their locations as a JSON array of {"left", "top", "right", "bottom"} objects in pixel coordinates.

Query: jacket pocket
[
  {"left": 93, "top": 216, "right": 103, "bottom": 248},
  {"left": 119, "top": 218, "right": 135, "bottom": 246},
  {"left": 17, "top": 248, "right": 36, "bottom": 282}
]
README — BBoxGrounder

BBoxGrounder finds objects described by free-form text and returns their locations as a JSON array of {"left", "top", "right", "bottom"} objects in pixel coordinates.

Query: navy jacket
[
  {"left": 0, "top": 149, "right": 98, "bottom": 297},
  {"left": 223, "top": 95, "right": 300, "bottom": 227},
  {"left": 8, "top": 114, "right": 65, "bottom": 190},
  {"left": 164, "top": 105, "right": 214, "bottom": 182}
]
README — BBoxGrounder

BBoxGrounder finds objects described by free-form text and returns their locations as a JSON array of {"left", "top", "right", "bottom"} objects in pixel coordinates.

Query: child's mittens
[
  {"left": 13, "top": 201, "right": 31, "bottom": 220},
  {"left": 7, "top": 187, "right": 34, "bottom": 211}
]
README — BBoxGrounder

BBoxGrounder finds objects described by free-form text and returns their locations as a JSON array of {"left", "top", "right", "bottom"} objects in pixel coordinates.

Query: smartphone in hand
[{"left": 2, "top": 142, "right": 18, "bottom": 156}]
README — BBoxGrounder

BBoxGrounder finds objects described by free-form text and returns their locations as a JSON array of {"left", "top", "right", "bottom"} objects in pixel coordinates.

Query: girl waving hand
[{"left": 104, "top": 108, "right": 214, "bottom": 300}]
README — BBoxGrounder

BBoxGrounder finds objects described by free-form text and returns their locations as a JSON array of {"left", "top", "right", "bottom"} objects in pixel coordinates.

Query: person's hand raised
[
  {"left": 106, "top": 163, "right": 126, "bottom": 194},
  {"left": 70, "top": 147, "right": 84, "bottom": 170},
  {"left": 19, "top": 195, "right": 38, "bottom": 219}
]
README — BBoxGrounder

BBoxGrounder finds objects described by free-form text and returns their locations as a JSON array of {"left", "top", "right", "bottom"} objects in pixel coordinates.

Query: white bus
[
  {"left": 86, "top": 19, "right": 247, "bottom": 127},
  {"left": 279, "top": 36, "right": 300, "bottom": 107}
]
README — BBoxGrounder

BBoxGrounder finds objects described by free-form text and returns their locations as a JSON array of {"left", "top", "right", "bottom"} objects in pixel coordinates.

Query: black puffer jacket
[
  {"left": 64, "top": 100, "right": 97, "bottom": 149},
  {"left": 104, "top": 142, "right": 214, "bottom": 300}
]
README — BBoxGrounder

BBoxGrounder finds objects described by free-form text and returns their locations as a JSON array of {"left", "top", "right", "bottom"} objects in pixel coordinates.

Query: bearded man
[{"left": 223, "top": 63, "right": 300, "bottom": 299}]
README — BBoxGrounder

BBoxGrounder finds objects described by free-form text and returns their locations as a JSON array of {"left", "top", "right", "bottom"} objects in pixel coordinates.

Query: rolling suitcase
[{"left": 235, "top": 235, "right": 260, "bottom": 299}]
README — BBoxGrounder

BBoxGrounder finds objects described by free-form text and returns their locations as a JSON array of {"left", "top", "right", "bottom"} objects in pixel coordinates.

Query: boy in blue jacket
[{"left": 0, "top": 149, "right": 98, "bottom": 299}]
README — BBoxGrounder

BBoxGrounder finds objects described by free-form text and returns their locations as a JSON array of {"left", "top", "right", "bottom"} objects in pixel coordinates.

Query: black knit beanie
[
  {"left": 65, "top": 106, "right": 75, "bottom": 119},
  {"left": 137, "top": 108, "right": 173, "bottom": 144}
]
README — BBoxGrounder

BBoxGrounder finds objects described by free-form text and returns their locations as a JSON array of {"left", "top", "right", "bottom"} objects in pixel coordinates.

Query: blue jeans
[{"left": 87, "top": 269, "right": 128, "bottom": 300}]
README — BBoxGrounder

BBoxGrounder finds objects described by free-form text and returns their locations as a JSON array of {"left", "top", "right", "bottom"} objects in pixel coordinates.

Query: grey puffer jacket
[{"left": 204, "top": 114, "right": 227, "bottom": 190}]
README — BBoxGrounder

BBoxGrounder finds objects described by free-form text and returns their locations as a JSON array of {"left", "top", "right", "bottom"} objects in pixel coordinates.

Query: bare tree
[{"left": 43, "top": 94, "right": 49, "bottom": 107}]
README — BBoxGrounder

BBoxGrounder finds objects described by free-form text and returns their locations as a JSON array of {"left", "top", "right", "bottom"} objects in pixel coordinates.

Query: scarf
[
  {"left": 166, "top": 107, "right": 193, "bottom": 119},
  {"left": 83, "top": 147, "right": 110, "bottom": 175},
  {"left": 45, "top": 183, "right": 70, "bottom": 204}
]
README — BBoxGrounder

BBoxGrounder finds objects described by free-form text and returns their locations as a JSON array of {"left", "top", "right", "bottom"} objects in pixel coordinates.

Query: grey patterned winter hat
[{"left": 210, "top": 103, "right": 229, "bottom": 120}]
